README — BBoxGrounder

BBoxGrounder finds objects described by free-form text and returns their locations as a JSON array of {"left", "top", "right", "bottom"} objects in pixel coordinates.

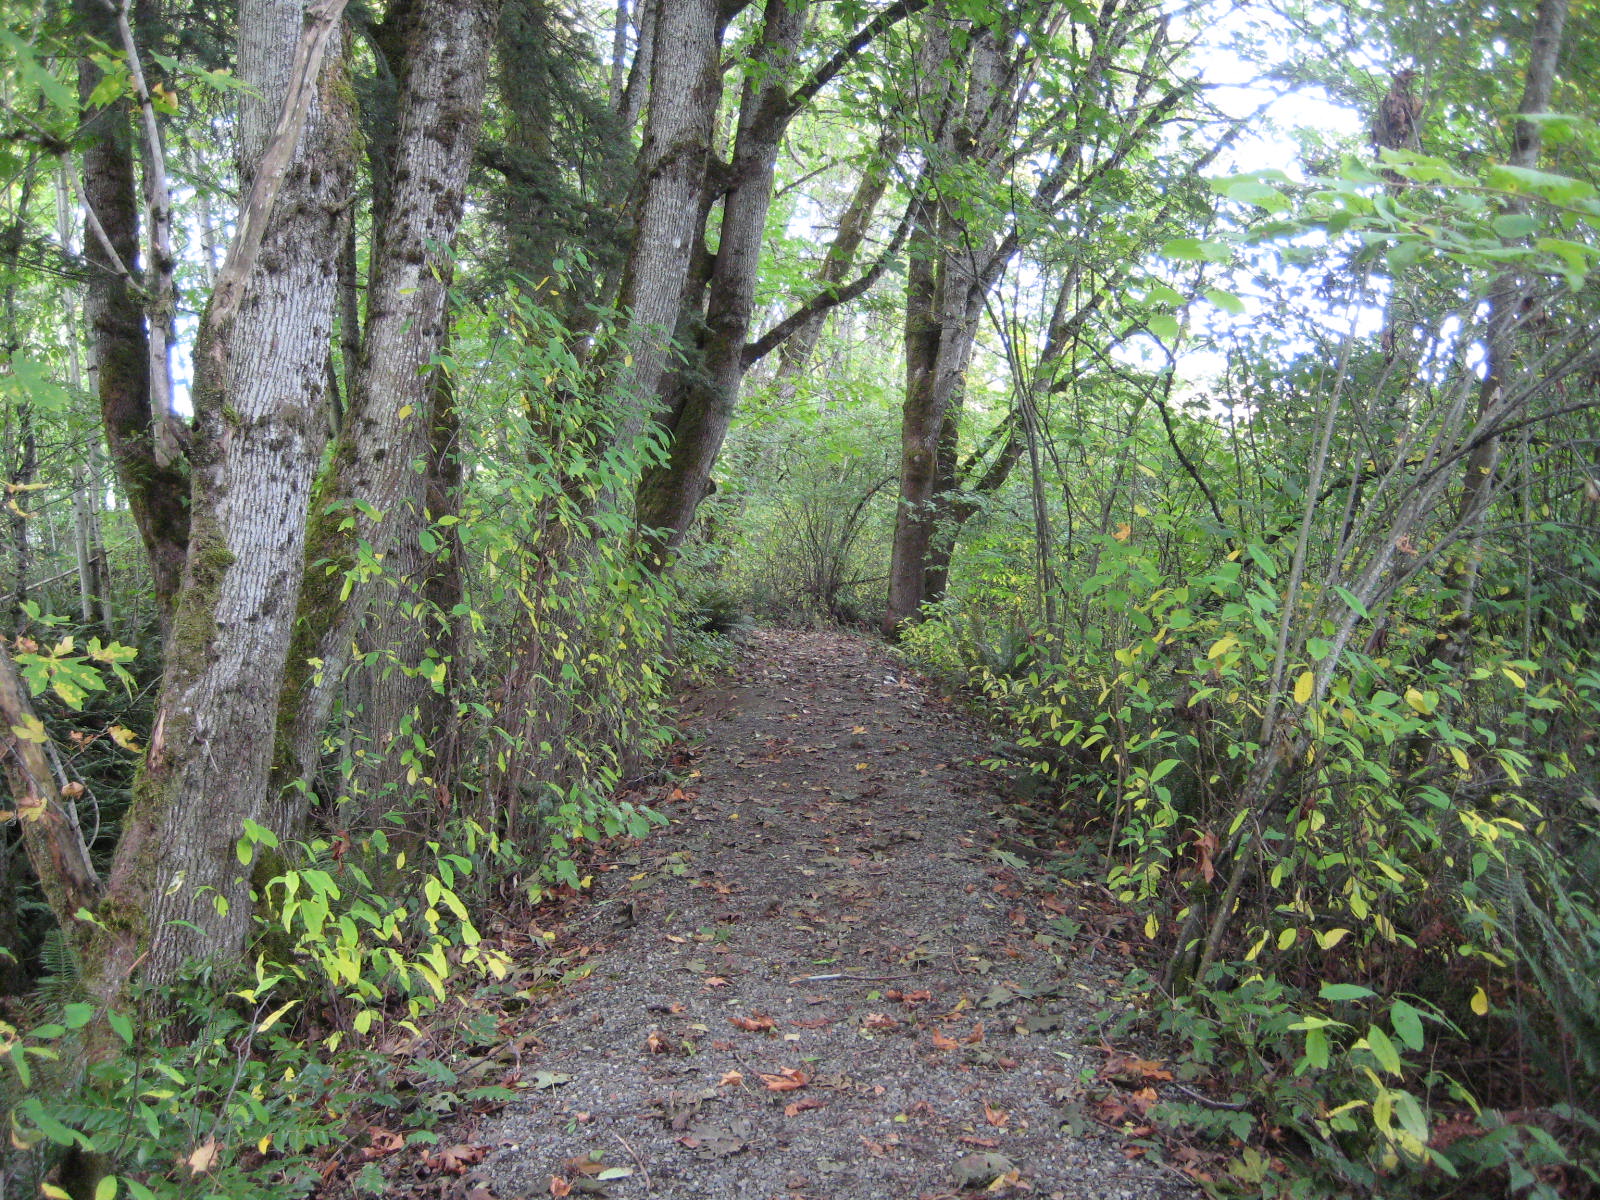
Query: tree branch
[
  {"left": 741, "top": 194, "right": 913, "bottom": 368},
  {"left": 783, "top": 0, "right": 931, "bottom": 122}
]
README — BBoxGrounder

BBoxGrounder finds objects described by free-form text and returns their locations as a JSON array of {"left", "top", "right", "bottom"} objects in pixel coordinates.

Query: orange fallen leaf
[
  {"left": 704, "top": 975, "right": 731, "bottom": 987},
  {"left": 862, "top": 1012, "right": 898, "bottom": 1030},
  {"left": 363, "top": 1126, "right": 404, "bottom": 1159},
  {"left": 931, "top": 1031, "right": 960, "bottom": 1051},
  {"left": 963, "top": 1022, "right": 986, "bottom": 1044},
  {"left": 550, "top": 1176, "right": 572, "bottom": 1197},
  {"left": 958, "top": 1135, "right": 1000, "bottom": 1149},
  {"left": 718, "top": 1070, "right": 744, "bottom": 1087},
  {"left": 784, "top": 1097, "right": 826, "bottom": 1116},
  {"left": 759, "top": 1067, "right": 808, "bottom": 1092},
  {"left": 731, "top": 1014, "right": 776, "bottom": 1032},
  {"left": 561, "top": 1155, "right": 605, "bottom": 1176},
  {"left": 984, "top": 1103, "right": 1010, "bottom": 1128},
  {"left": 645, "top": 1032, "right": 671, "bottom": 1054}
]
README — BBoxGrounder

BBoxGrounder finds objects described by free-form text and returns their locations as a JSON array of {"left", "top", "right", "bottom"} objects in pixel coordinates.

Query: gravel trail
[{"left": 477, "top": 628, "right": 1189, "bottom": 1200}]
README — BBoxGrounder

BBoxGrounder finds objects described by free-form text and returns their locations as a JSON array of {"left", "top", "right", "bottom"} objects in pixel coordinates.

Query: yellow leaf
[
  {"left": 258, "top": 1135, "right": 272, "bottom": 1154},
  {"left": 1317, "top": 928, "right": 1351, "bottom": 949},
  {"left": 1448, "top": 745, "right": 1470, "bottom": 774},
  {"left": 1294, "top": 671, "right": 1314, "bottom": 705},
  {"left": 397, "top": 403, "right": 414, "bottom": 419},
  {"left": 1501, "top": 667, "right": 1526, "bottom": 689},
  {"left": 1144, "top": 914, "right": 1159, "bottom": 939},
  {"left": 1277, "top": 928, "right": 1297, "bottom": 951},
  {"left": 1207, "top": 635, "right": 1238, "bottom": 660},
  {"left": 1470, "top": 987, "right": 1489, "bottom": 1016},
  {"left": 1403, "top": 687, "right": 1435, "bottom": 715},
  {"left": 109, "top": 724, "right": 142, "bottom": 752},
  {"left": 1112, "top": 522, "right": 1132, "bottom": 542},
  {"left": 10, "top": 714, "right": 47, "bottom": 743}
]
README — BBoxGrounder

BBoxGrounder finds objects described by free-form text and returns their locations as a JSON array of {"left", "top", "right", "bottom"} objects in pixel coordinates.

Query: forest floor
[{"left": 451, "top": 628, "right": 1192, "bottom": 1200}]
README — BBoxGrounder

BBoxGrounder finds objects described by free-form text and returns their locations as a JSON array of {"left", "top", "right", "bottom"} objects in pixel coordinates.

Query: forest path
[{"left": 478, "top": 628, "right": 1187, "bottom": 1200}]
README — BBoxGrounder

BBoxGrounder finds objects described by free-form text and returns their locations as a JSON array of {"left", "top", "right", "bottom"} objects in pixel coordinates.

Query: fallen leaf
[
  {"left": 718, "top": 1070, "right": 744, "bottom": 1087},
  {"left": 704, "top": 976, "right": 731, "bottom": 988},
  {"left": 645, "top": 1031, "right": 671, "bottom": 1054},
  {"left": 784, "top": 1097, "right": 827, "bottom": 1116},
  {"left": 959, "top": 1134, "right": 1001, "bottom": 1148},
  {"left": 862, "top": 1012, "right": 898, "bottom": 1030},
  {"left": 759, "top": 1067, "right": 808, "bottom": 1092},
  {"left": 984, "top": 1103, "right": 1009, "bottom": 1128},
  {"left": 731, "top": 1014, "right": 775, "bottom": 1032},
  {"left": 363, "top": 1126, "right": 404, "bottom": 1159},
  {"left": 549, "top": 1176, "right": 572, "bottom": 1197},
  {"left": 963, "top": 1023, "right": 986, "bottom": 1044},
  {"left": 561, "top": 1155, "right": 605, "bottom": 1176},
  {"left": 931, "top": 1031, "right": 960, "bottom": 1051},
  {"left": 424, "top": 1143, "right": 486, "bottom": 1174}
]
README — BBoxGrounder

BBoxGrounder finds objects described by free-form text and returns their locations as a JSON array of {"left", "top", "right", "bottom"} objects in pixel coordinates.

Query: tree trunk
[
  {"left": 1429, "top": 0, "right": 1568, "bottom": 672},
  {"left": 74, "top": 0, "right": 190, "bottom": 625},
  {"left": 608, "top": 0, "right": 722, "bottom": 449},
  {"left": 91, "top": 0, "right": 357, "bottom": 995},
  {"left": 270, "top": 0, "right": 498, "bottom": 842},
  {"left": 634, "top": 0, "right": 807, "bottom": 556}
]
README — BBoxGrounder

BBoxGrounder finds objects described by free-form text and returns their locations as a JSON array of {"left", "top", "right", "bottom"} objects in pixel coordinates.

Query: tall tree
[{"left": 11, "top": 0, "right": 357, "bottom": 1001}]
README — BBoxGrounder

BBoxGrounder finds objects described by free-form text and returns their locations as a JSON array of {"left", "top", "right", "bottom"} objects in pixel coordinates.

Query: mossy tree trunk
[
  {"left": 71, "top": 0, "right": 357, "bottom": 998},
  {"left": 268, "top": 0, "right": 498, "bottom": 843}
]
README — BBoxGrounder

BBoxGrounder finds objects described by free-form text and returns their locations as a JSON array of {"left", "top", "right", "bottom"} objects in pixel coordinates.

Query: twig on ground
[
  {"left": 611, "top": 1129, "right": 652, "bottom": 1195},
  {"left": 790, "top": 973, "right": 912, "bottom": 983}
]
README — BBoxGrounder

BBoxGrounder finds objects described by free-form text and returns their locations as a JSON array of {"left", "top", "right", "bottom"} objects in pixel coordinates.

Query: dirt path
[{"left": 478, "top": 629, "right": 1187, "bottom": 1200}]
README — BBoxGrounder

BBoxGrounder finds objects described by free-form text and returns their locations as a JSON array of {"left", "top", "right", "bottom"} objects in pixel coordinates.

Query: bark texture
[
  {"left": 270, "top": 0, "right": 498, "bottom": 840},
  {"left": 634, "top": 0, "right": 807, "bottom": 553},
  {"left": 102, "top": 0, "right": 356, "bottom": 992}
]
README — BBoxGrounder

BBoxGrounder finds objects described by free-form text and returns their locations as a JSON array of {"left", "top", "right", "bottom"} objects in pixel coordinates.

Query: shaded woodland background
[{"left": 1, "top": 0, "right": 1598, "bottom": 1196}]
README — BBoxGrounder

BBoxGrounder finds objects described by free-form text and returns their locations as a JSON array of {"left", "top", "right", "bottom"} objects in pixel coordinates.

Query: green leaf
[
  {"left": 1146, "top": 313, "right": 1180, "bottom": 342},
  {"left": 1332, "top": 586, "right": 1369, "bottom": 618},
  {"left": 1161, "top": 237, "right": 1231, "bottom": 264},
  {"left": 95, "top": 1176, "right": 120, "bottom": 1200},
  {"left": 1204, "top": 288, "right": 1246, "bottom": 315},
  {"left": 1320, "top": 982, "right": 1376, "bottom": 1002},
  {"left": 1366, "top": 1025, "right": 1403, "bottom": 1076},
  {"left": 1390, "top": 1000, "right": 1425, "bottom": 1052},
  {"left": 108, "top": 1009, "right": 135, "bottom": 1045}
]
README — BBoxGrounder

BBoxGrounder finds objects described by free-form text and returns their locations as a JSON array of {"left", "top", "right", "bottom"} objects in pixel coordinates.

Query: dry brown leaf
[
  {"left": 718, "top": 1070, "right": 744, "bottom": 1087},
  {"left": 645, "top": 1031, "right": 671, "bottom": 1054},
  {"left": 963, "top": 1022, "right": 986, "bottom": 1044},
  {"left": 560, "top": 1155, "right": 604, "bottom": 1176},
  {"left": 862, "top": 1012, "right": 898, "bottom": 1030},
  {"left": 362, "top": 1126, "right": 404, "bottom": 1159},
  {"left": 424, "top": 1143, "right": 485, "bottom": 1174},
  {"left": 759, "top": 1067, "right": 808, "bottom": 1092},
  {"left": 731, "top": 1014, "right": 776, "bottom": 1032},
  {"left": 704, "top": 975, "right": 731, "bottom": 988},
  {"left": 549, "top": 1176, "right": 572, "bottom": 1197},
  {"left": 984, "top": 1103, "right": 1009, "bottom": 1128},
  {"left": 959, "top": 1135, "right": 1000, "bottom": 1149},
  {"left": 931, "top": 1031, "right": 960, "bottom": 1051},
  {"left": 784, "top": 1097, "right": 826, "bottom": 1116}
]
